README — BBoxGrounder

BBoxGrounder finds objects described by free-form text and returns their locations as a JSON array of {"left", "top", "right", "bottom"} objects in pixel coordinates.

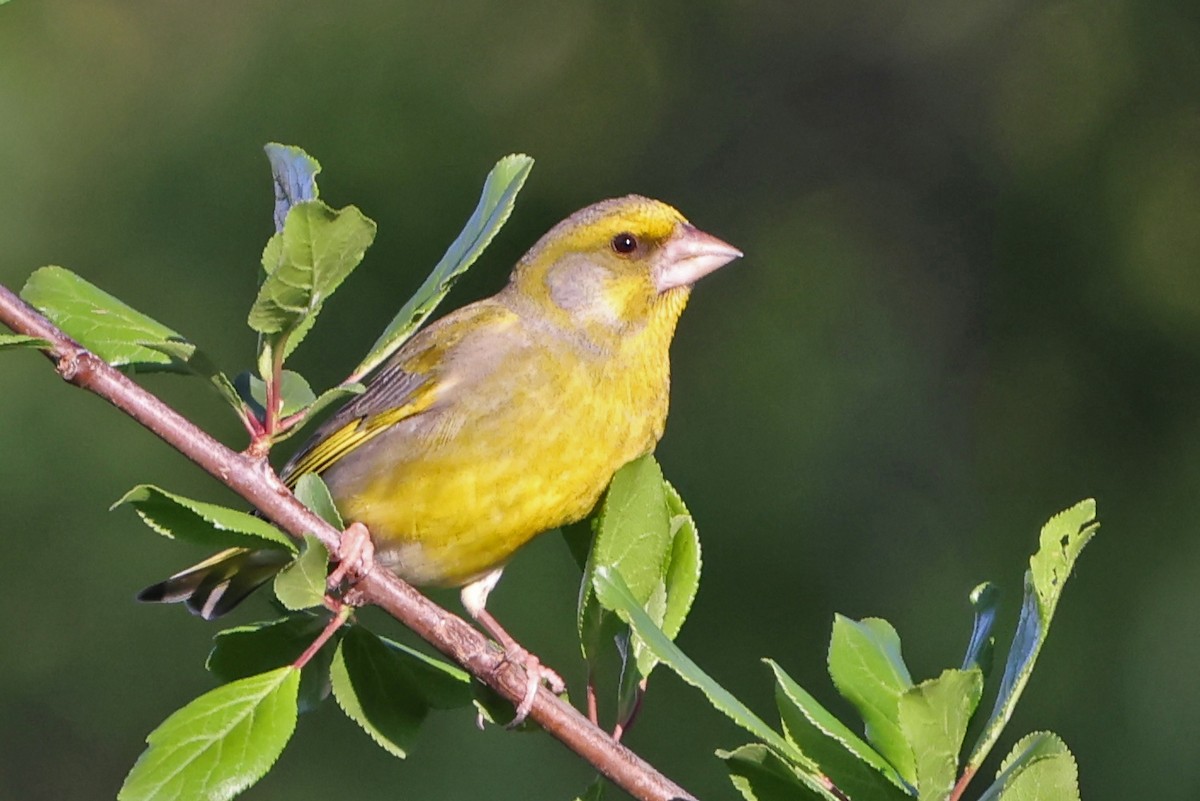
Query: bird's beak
[{"left": 653, "top": 223, "right": 743, "bottom": 293}]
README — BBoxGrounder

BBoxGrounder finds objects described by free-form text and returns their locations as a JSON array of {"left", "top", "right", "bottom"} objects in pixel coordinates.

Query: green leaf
[
  {"left": 245, "top": 370, "right": 317, "bottom": 417},
  {"left": 0, "top": 333, "right": 51, "bottom": 350},
  {"left": 350, "top": 153, "right": 534, "bottom": 382},
  {"left": 279, "top": 381, "right": 364, "bottom": 428},
  {"left": 330, "top": 626, "right": 435, "bottom": 758},
  {"left": 574, "top": 776, "right": 607, "bottom": 801},
  {"left": 20, "top": 266, "right": 186, "bottom": 370},
  {"left": 979, "top": 732, "right": 1079, "bottom": 801},
  {"left": 113, "top": 485, "right": 296, "bottom": 552},
  {"left": 769, "top": 660, "right": 913, "bottom": 798},
  {"left": 578, "top": 454, "right": 673, "bottom": 663},
  {"left": 139, "top": 338, "right": 245, "bottom": 413},
  {"left": 233, "top": 370, "right": 266, "bottom": 419},
  {"left": 898, "top": 668, "right": 983, "bottom": 801},
  {"left": 719, "top": 744, "right": 840, "bottom": 801},
  {"left": 119, "top": 666, "right": 300, "bottom": 801},
  {"left": 1029, "top": 499, "right": 1098, "bottom": 619},
  {"left": 275, "top": 370, "right": 317, "bottom": 417},
  {"left": 268, "top": 382, "right": 366, "bottom": 445},
  {"left": 376, "top": 635, "right": 472, "bottom": 710},
  {"left": 207, "top": 615, "right": 335, "bottom": 714},
  {"left": 273, "top": 534, "right": 329, "bottom": 611},
  {"left": 247, "top": 200, "right": 377, "bottom": 343},
  {"left": 561, "top": 519, "right": 594, "bottom": 574},
  {"left": 264, "top": 143, "right": 321, "bottom": 232},
  {"left": 962, "top": 582, "right": 998, "bottom": 676},
  {"left": 292, "top": 473, "right": 344, "bottom": 529},
  {"left": 592, "top": 568, "right": 794, "bottom": 757},
  {"left": 659, "top": 481, "right": 702, "bottom": 642},
  {"left": 966, "top": 500, "right": 1098, "bottom": 774},
  {"left": 828, "top": 616, "right": 916, "bottom": 784},
  {"left": 623, "top": 480, "right": 703, "bottom": 699}
]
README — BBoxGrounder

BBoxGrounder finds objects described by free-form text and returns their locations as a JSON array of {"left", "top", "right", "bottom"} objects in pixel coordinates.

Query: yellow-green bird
[{"left": 140, "top": 195, "right": 740, "bottom": 714}]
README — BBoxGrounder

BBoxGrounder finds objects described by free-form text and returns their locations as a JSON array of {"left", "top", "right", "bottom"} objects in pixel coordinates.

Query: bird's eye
[{"left": 611, "top": 232, "right": 638, "bottom": 255}]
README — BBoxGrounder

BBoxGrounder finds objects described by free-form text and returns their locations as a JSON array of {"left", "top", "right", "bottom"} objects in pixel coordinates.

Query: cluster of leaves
[
  {"left": 598, "top": 499, "right": 1097, "bottom": 801},
  {"left": 2, "top": 144, "right": 1097, "bottom": 801}
]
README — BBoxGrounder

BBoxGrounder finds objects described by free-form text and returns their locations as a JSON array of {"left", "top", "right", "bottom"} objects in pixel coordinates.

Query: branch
[{"left": 0, "top": 283, "right": 695, "bottom": 801}]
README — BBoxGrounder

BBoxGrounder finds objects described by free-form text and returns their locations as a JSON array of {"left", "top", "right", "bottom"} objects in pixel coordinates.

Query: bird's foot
[
  {"left": 499, "top": 642, "right": 566, "bottom": 728},
  {"left": 327, "top": 521, "right": 374, "bottom": 592}
]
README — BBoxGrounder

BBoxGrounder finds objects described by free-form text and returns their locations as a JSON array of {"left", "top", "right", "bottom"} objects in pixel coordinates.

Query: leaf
[
  {"left": 119, "top": 666, "right": 300, "bottom": 801},
  {"left": 966, "top": 500, "right": 1098, "bottom": 774},
  {"left": 592, "top": 568, "right": 795, "bottom": 757},
  {"left": 113, "top": 485, "right": 296, "bottom": 552},
  {"left": 292, "top": 473, "right": 344, "bottom": 529},
  {"left": 961, "top": 582, "right": 999, "bottom": 676},
  {"left": 561, "top": 518, "right": 594, "bottom": 573},
  {"left": 140, "top": 338, "right": 245, "bottom": 413},
  {"left": 247, "top": 200, "right": 377, "bottom": 342},
  {"left": 0, "top": 333, "right": 51, "bottom": 350},
  {"left": 276, "top": 382, "right": 365, "bottom": 438},
  {"left": 574, "top": 776, "right": 607, "bottom": 801},
  {"left": 233, "top": 370, "right": 266, "bottom": 419},
  {"left": 898, "top": 668, "right": 983, "bottom": 801},
  {"left": 769, "top": 660, "right": 912, "bottom": 798},
  {"left": 1029, "top": 499, "right": 1098, "bottom": 619},
  {"left": 330, "top": 626, "right": 435, "bottom": 758},
  {"left": 624, "top": 480, "right": 703, "bottom": 694},
  {"left": 21, "top": 266, "right": 186, "bottom": 370},
  {"left": 828, "top": 616, "right": 916, "bottom": 784},
  {"left": 719, "top": 744, "right": 840, "bottom": 801},
  {"left": 264, "top": 143, "right": 321, "bottom": 232},
  {"left": 350, "top": 153, "right": 534, "bottom": 382},
  {"left": 659, "top": 482, "right": 702, "bottom": 641},
  {"left": 244, "top": 370, "right": 317, "bottom": 417},
  {"left": 578, "top": 454, "right": 673, "bottom": 662},
  {"left": 978, "top": 732, "right": 1079, "bottom": 801},
  {"left": 207, "top": 615, "right": 335, "bottom": 714},
  {"left": 273, "top": 534, "right": 329, "bottom": 611},
  {"left": 376, "top": 635, "right": 472, "bottom": 710}
]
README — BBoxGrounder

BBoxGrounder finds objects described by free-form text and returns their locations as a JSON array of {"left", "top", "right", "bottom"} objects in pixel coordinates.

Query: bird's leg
[
  {"left": 327, "top": 521, "right": 375, "bottom": 592},
  {"left": 461, "top": 568, "right": 566, "bottom": 727}
]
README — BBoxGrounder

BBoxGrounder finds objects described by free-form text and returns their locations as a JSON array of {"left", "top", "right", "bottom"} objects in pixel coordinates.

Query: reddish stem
[
  {"left": 612, "top": 678, "right": 648, "bottom": 743},
  {"left": 293, "top": 605, "right": 353, "bottom": 670},
  {"left": 948, "top": 765, "right": 977, "bottom": 801},
  {"left": 586, "top": 675, "right": 600, "bottom": 726}
]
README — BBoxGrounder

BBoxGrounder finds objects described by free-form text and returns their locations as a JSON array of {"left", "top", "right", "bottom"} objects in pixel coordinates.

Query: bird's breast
[{"left": 325, "top": 329, "right": 672, "bottom": 588}]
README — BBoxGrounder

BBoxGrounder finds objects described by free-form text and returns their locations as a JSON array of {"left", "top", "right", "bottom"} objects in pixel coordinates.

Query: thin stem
[
  {"left": 612, "top": 678, "right": 648, "bottom": 743},
  {"left": 293, "top": 605, "right": 354, "bottom": 670},
  {"left": 239, "top": 403, "right": 266, "bottom": 439},
  {"left": 0, "top": 284, "right": 695, "bottom": 801},
  {"left": 586, "top": 673, "right": 600, "bottom": 726},
  {"left": 948, "top": 765, "right": 976, "bottom": 801},
  {"left": 264, "top": 339, "right": 287, "bottom": 435}
]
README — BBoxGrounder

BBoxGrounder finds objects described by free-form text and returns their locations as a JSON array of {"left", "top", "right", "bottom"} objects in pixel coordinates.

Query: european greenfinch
[{"left": 140, "top": 195, "right": 740, "bottom": 716}]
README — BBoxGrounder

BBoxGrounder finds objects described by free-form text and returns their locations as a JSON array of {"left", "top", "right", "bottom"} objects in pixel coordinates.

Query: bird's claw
[
  {"left": 503, "top": 644, "right": 566, "bottom": 728},
  {"left": 327, "top": 521, "right": 374, "bottom": 591}
]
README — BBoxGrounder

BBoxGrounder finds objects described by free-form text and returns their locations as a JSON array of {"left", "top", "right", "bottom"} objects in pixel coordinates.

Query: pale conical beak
[{"left": 653, "top": 223, "right": 743, "bottom": 293}]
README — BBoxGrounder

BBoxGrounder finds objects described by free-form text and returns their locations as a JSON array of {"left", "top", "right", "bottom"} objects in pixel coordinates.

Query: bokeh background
[{"left": 2, "top": 1, "right": 1198, "bottom": 799}]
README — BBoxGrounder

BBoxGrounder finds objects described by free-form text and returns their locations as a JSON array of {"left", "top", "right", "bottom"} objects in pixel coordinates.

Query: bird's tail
[{"left": 136, "top": 547, "right": 294, "bottom": 620}]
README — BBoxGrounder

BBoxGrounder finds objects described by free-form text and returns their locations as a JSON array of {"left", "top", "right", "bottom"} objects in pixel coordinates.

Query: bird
[{"left": 138, "top": 194, "right": 741, "bottom": 720}]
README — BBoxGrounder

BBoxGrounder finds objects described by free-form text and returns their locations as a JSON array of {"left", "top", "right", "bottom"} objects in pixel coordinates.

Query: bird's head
[{"left": 507, "top": 195, "right": 741, "bottom": 335}]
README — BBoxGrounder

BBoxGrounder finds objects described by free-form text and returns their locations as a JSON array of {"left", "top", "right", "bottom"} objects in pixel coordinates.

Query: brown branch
[{"left": 0, "top": 283, "right": 696, "bottom": 801}]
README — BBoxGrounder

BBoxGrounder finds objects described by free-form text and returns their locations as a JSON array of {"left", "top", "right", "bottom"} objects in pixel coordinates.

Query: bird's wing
[
  {"left": 279, "top": 301, "right": 519, "bottom": 486},
  {"left": 280, "top": 363, "right": 437, "bottom": 484}
]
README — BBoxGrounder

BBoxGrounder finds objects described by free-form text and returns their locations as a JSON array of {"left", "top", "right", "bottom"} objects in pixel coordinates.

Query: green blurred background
[{"left": 2, "top": 1, "right": 1198, "bottom": 799}]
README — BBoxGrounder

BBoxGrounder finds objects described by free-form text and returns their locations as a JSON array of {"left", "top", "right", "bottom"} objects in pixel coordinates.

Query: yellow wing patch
[{"left": 283, "top": 389, "right": 436, "bottom": 487}]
